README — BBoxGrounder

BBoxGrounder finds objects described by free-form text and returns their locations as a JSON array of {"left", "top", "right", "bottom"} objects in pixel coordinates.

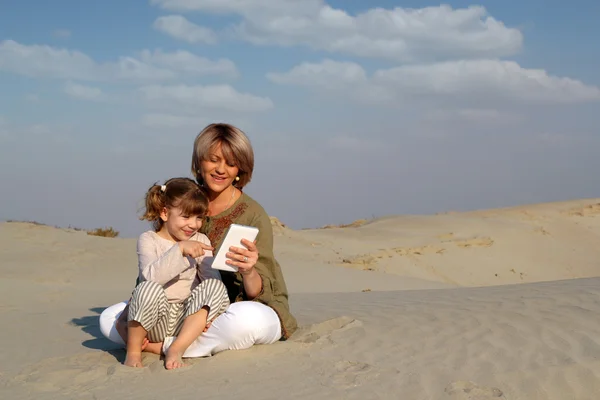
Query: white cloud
[
  {"left": 53, "top": 29, "right": 71, "bottom": 38},
  {"left": 64, "top": 81, "right": 104, "bottom": 101},
  {"left": 153, "top": 15, "right": 218, "bottom": 44},
  {"left": 141, "top": 113, "right": 211, "bottom": 129},
  {"left": 267, "top": 59, "right": 367, "bottom": 89},
  {"left": 266, "top": 59, "right": 394, "bottom": 104},
  {"left": 268, "top": 59, "right": 600, "bottom": 105},
  {"left": 139, "top": 84, "right": 274, "bottom": 113},
  {"left": 138, "top": 49, "right": 237, "bottom": 78},
  {"left": 0, "top": 40, "right": 236, "bottom": 82},
  {"left": 0, "top": 40, "right": 174, "bottom": 82},
  {"left": 372, "top": 60, "right": 600, "bottom": 104},
  {"left": 151, "top": 1, "right": 522, "bottom": 62}
]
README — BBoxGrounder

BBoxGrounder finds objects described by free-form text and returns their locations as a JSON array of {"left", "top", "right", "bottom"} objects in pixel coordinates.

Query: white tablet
[{"left": 211, "top": 224, "right": 259, "bottom": 272}]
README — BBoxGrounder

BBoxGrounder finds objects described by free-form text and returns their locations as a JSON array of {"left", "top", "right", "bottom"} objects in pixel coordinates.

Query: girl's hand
[
  {"left": 179, "top": 240, "right": 213, "bottom": 258},
  {"left": 226, "top": 239, "right": 259, "bottom": 276}
]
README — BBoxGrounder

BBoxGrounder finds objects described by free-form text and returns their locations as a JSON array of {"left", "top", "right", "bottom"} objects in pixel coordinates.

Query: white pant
[{"left": 99, "top": 300, "right": 282, "bottom": 358}]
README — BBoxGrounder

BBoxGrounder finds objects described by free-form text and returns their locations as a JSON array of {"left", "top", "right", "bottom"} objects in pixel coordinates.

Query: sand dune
[{"left": 1, "top": 198, "right": 600, "bottom": 399}]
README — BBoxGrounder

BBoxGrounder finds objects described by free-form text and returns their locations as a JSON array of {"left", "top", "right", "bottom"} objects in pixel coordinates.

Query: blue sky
[{"left": 1, "top": 0, "right": 599, "bottom": 237}]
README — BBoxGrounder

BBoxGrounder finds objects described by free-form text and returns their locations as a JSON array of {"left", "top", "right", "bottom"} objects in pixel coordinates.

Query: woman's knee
[
  {"left": 217, "top": 302, "right": 281, "bottom": 343},
  {"left": 99, "top": 301, "right": 128, "bottom": 346}
]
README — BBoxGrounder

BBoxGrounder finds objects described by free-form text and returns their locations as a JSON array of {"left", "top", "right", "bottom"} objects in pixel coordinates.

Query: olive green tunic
[{"left": 201, "top": 192, "right": 298, "bottom": 339}]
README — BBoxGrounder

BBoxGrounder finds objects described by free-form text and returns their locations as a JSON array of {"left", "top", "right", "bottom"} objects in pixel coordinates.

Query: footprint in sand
[
  {"left": 8, "top": 352, "right": 157, "bottom": 394},
  {"left": 290, "top": 316, "right": 363, "bottom": 345},
  {"left": 327, "top": 360, "right": 377, "bottom": 389},
  {"left": 445, "top": 381, "right": 505, "bottom": 399}
]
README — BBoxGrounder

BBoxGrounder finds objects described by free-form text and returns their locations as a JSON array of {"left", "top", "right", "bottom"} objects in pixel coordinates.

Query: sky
[{"left": 1, "top": 0, "right": 599, "bottom": 237}]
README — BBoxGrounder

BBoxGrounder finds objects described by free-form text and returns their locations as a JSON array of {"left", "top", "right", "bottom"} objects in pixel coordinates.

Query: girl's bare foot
[
  {"left": 124, "top": 352, "right": 143, "bottom": 368},
  {"left": 165, "top": 348, "right": 186, "bottom": 370},
  {"left": 144, "top": 341, "right": 163, "bottom": 355}
]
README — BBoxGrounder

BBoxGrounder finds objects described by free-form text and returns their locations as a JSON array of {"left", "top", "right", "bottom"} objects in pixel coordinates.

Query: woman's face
[{"left": 199, "top": 142, "right": 240, "bottom": 195}]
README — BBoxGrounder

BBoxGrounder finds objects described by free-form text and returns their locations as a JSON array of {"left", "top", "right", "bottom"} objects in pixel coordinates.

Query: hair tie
[{"left": 160, "top": 184, "right": 166, "bottom": 192}]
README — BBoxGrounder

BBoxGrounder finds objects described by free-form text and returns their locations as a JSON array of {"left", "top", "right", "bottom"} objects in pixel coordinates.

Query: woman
[{"left": 99, "top": 123, "right": 297, "bottom": 358}]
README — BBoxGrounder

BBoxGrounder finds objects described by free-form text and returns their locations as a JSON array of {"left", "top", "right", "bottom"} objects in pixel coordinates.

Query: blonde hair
[
  {"left": 191, "top": 123, "right": 254, "bottom": 189},
  {"left": 140, "top": 177, "right": 208, "bottom": 232}
]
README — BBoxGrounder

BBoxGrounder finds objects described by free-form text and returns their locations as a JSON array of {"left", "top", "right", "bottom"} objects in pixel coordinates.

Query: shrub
[{"left": 86, "top": 227, "right": 119, "bottom": 238}]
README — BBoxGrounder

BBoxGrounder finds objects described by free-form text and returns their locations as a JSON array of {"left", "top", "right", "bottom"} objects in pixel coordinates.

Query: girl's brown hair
[
  {"left": 140, "top": 177, "right": 208, "bottom": 231},
  {"left": 191, "top": 123, "right": 255, "bottom": 189}
]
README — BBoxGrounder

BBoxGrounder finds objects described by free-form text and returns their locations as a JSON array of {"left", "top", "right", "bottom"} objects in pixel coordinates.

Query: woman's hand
[
  {"left": 179, "top": 240, "right": 213, "bottom": 258},
  {"left": 226, "top": 239, "right": 259, "bottom": 276}
]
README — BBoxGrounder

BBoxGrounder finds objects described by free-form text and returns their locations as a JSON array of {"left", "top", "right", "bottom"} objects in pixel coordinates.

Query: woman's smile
[{"left": 211, "top": 174, "right": 228, "bottom": 183}]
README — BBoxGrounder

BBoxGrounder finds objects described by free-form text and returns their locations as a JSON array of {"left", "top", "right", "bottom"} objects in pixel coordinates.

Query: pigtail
[{"left": 140, "top": 183, "right": 166, "bottom": 231}]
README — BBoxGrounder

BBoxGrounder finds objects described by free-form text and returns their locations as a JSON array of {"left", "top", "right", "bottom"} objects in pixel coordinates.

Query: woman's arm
[
  {"left": 226, "top": 212, "right": 276, "bottom": 302},
  {"left": 239, "top": 240, "right": 262, "bottom": 298}
]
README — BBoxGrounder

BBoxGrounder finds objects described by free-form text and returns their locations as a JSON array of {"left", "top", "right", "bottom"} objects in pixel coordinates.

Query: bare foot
[
  {"left": 144, "top": 341, "right": 163, "bottom": 355},
  {"left": 124, "top": 352, "right": 143, "bottom": 368},
  {"left": 165, "top": 348, "right": 186, "bottom": 370}
]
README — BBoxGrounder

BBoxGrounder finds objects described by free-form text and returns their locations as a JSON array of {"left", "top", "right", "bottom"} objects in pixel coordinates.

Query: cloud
[
  {"left": 151, "top": 1, "right": 522, "bottom": 62},
  {"left": 153, "top": 15, "right": 218, "bottom": 44},
  {"left": 268, "top": 59, "right": 600, "bottom": 105},
  {"left": 372, "top": 60, "right": 600, "bottom": 104},
  {"left": 141, "top": 113, "right": 211, "bottom": 129},
  {"left": 0, "top": 40, "right": 235, "bottom": 82},
  {"left": 53, "top": 29, "right": 71, "bottom": 38},
  {"left": 0, "top": 40, "right": 173, "bottom": 81},
  {"left": 139, "top": 84, "right": 274, "bottom": 113},
  {"left": 137, "top": 49, "right": 237, "bottom": 78},
  {"left": 64, "top": 81, "right": 104, "bottom": 101},
  {"left": 267, "top": 59, "right": 367, "bottom": 89}
]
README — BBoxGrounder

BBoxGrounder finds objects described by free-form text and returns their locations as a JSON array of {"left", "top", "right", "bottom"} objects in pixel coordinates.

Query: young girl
[{"left": 124, "top": 177, "right": 230, "bottom": 369}]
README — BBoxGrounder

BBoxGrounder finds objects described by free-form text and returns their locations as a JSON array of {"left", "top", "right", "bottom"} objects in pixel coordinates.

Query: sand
[{"left": 1, "top": 198, "right": 600, "bottom": 399}]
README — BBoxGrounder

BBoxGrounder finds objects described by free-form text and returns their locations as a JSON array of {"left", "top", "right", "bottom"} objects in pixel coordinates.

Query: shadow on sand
[{"left": 70, "top": 306, "right": 125, "bottom": 362}]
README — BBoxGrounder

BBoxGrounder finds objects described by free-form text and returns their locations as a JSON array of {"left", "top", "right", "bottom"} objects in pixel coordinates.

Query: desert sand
[{"left": 1, "top": 198, "right": 600, "bottom": 399}]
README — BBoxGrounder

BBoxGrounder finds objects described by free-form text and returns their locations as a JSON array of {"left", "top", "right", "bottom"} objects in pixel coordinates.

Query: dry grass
[
  {"left": 5, "top": 220, "right": 119, "bottom": 238},
  {"left": 86, "top": 227, "right": 119, "bottom": 238},
  {"left": 320, "top": 219, "right": 370, "bottom": 229}
]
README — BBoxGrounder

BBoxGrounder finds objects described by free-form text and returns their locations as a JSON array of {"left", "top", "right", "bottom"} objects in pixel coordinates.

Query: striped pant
[{"left": 128, "top": 279, "right": 230, "bottom": 343}]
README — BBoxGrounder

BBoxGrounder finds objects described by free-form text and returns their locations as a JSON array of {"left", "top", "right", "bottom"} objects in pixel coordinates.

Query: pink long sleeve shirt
[{"left": 136, "top": 230, "right": 221, "bottom": 304}]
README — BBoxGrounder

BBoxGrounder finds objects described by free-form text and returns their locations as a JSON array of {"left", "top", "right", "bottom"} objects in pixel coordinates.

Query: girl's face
[
  {"left": 159, "top": 206, "right": 203, "bottom": 242},
  {"left": 199, "top": 142, "right": 240, "bottom": 195}
]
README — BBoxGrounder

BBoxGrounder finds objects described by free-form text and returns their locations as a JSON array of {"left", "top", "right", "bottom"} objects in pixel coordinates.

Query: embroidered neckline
[{"left": 205, "top": 200, "right": 249, "bottom": 250}]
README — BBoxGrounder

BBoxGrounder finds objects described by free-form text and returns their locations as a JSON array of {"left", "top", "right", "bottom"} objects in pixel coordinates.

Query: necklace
[
  {"left": 224, "top": 185, "right": 236, "bottom": 210},
  {"left": 211, "top": 185, "right": 236, "bottom": 216}
]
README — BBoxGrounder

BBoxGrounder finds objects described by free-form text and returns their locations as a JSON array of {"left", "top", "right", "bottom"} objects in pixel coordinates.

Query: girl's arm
[
  {"left": 137, "top": 232, "right": 191, "bottom": 285},
  {"left": 196, "top": 234, "right": 221, "bottom": 281}
]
